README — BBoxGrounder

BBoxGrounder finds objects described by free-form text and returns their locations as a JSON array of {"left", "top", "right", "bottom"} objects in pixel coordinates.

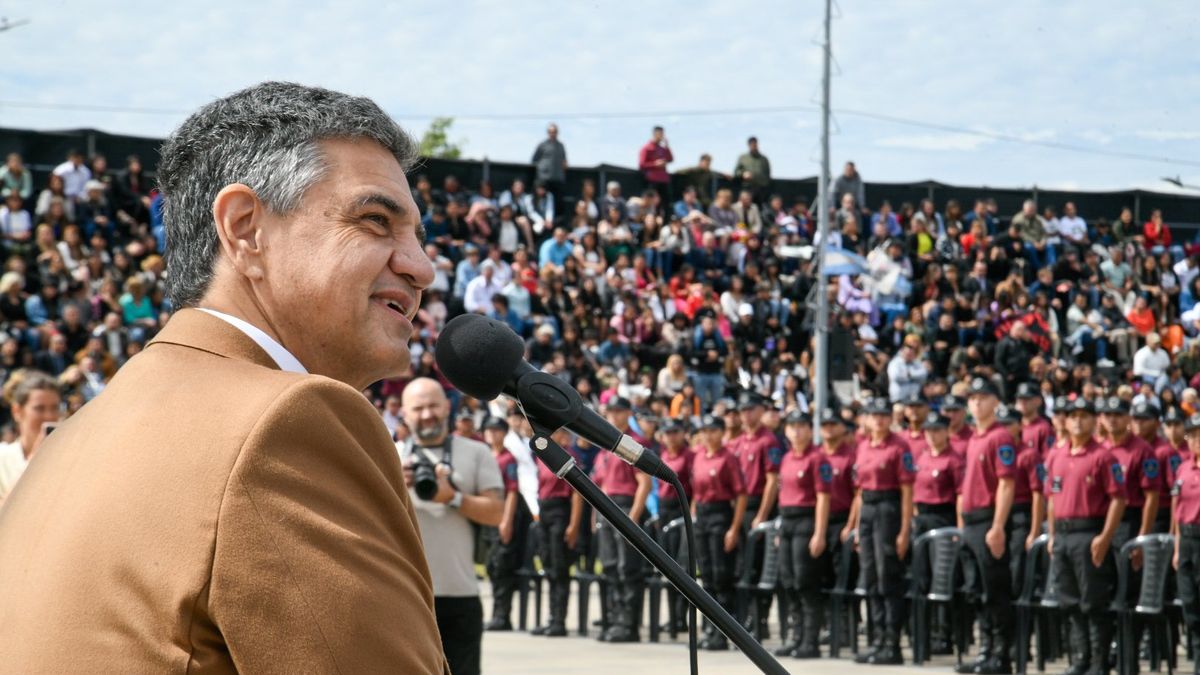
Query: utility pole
[{"left": 813, "top": 0, "right": 833, "bottom": 440}]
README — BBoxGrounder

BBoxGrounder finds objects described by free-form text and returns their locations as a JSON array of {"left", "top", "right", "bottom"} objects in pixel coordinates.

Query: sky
[{"left": 3, "top": 0, "right": 1200, "bottom": 192}]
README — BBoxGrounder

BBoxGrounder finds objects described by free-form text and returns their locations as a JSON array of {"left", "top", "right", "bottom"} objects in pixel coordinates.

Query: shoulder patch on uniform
[
  {"left": 902, "top": 450, "right": 916, "bottom": 473},
  {"left": 997, "top": 444, "right": 1016, "bottom": 467},
  {"left": 1036, "top": 463, "right": 1047, "bottom": 483},
  {"left": 1143, "top": 457, "right": 1160, "bottom": 480},
  {"left": 768, "top": 446, "right": 784, "bottom": 466},
  {"left": 819, "top": 462, "right": 833, "bottom": 483},
  {"left": 505, "top": 463, "right": 518, "bottom": 481},
  {"left": 1171, "top": 454, "right": 1183, "bottom": 475},
  {"left": 1111, "top": 462, "right": 1125, "bottom": 485}
]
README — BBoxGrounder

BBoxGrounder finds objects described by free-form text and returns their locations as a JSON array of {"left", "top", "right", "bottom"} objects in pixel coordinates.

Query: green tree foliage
[{"left": 418, "top": 117, "right": 465, "bottom": 159}]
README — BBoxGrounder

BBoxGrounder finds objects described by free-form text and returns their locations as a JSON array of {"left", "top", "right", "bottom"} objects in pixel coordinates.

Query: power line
[{"left": 4, "top": 98, "right": 1200, "bottom": 168}]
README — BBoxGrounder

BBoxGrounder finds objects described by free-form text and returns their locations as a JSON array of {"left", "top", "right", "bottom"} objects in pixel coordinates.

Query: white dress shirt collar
[{"left": 197, "top": 308, "right": 308, "bottom": 374}]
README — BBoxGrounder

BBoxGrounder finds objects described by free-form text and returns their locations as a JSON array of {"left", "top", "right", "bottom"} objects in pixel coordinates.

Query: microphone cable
[{"left": 669, "top": 475, "right": 699, "bottom": 675}]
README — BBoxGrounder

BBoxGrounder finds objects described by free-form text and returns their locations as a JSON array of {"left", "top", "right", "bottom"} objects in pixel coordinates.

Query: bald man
[{"left": 399, "top": 377, "right": 504, "bottom": 675}]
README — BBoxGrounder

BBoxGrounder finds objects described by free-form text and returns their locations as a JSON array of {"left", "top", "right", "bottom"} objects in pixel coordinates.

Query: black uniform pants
[
  {"left": 859, "top": 496, "right": 905, "bottom": 635},
  {"left": 658, "top": 501, "right": 688, "bottom": 626},
  {"left": 435, "top": 595, "right": 483, "bottom": 675},
  {"left": 486, "top": 496, "right": 531, "bottom": 621},
  {"left": 597, "top": 494, "right": 646, "bottom": 629},
  {"left": 696, "top": 502, "right": 737, "bottom": 630},
  {"left": 1052, "top": 521, "right": 1117, "bottom": 668},
  {"left": 1178, "top": 532, "right": 1200, "bottom": 637},
  {"left": 539, "top": 498, "right": 572, "bottom": 626},
  {"left": 1008, "top": 504, "right": 1033, "bottom": 596},
  {"left": 963, "top": 516, "right": 1015, "bottom": 654},
  {"left": 778, "top": 509, "right": 822, "bottom": 592}
]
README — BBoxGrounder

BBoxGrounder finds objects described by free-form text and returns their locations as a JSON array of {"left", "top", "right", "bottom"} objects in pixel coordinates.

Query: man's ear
[{"left": 212, "top": 183, "right": 267, "bottom": 281}]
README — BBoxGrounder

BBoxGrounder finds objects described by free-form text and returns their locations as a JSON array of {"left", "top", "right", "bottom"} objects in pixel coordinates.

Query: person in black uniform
[{"left": 690, "top": 413, "right": 748, "bottom": 651}]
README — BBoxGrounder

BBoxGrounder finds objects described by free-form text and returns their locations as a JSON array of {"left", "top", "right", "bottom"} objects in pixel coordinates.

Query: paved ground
[{"left": 479, "top": 581, "right": 971, "bottom": 675}]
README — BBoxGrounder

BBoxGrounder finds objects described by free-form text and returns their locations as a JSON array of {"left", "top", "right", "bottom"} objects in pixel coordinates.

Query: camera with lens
[{"left": 412, "top": 455, "right": 440, "bottom": 501}]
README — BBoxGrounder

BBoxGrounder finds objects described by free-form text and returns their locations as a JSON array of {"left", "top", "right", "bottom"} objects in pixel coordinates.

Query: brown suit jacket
[{"left": 0, "top": 308, "right": 448, "bottom": 673}]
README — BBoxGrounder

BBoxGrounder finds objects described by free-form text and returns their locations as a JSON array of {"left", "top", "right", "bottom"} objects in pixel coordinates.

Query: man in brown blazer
[{"left": 0, "top": 82, "right": 449, "bottom": 673}]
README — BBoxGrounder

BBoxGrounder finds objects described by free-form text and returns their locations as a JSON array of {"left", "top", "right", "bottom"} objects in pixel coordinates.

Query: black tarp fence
[{"left": 5, "top": 126, "right": 1199, "bottom": 232}]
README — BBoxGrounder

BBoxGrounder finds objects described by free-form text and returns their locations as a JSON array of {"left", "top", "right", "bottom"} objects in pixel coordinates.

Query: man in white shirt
[
  {"left": 1133, "top": 333, "right": 1172, "bottom": 384},
  {"left": 1057, "top": 201, "right": 1089, "bottom": 250},
  {"left": 886, "top": 338, "right": 928, "bottom": 403},
  {"left": 1175, "top": 255, "right": 1200, "bottom": 294},
  {"left": 51, "top": 150, "right": 93, "bottom": 201},
  {"left": 381, "top": 394, "right": 403, "bottom": 437},
  {"left": 463, "top": 260, "right": 503, "bottom": 314}
]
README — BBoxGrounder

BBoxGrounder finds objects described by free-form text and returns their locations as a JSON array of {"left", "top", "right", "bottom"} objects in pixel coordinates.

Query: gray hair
[{"left": 157, "top": 81, "right": 418, "bottom": 308}]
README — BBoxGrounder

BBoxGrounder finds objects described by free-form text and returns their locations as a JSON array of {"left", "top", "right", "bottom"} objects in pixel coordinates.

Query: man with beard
[{"left": 400, "top": 378, "right": 504, "bottom": 675}]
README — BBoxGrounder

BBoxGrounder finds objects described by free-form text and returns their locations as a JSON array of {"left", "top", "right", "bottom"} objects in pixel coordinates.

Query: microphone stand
[{"left": 527, "top": 421, "right": 788, "bottom": 675}]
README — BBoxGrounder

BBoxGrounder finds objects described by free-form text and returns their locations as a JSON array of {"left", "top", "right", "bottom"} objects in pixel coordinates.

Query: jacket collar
[{"left": 147, "top": 308, "right": 279, "bottom": 371}]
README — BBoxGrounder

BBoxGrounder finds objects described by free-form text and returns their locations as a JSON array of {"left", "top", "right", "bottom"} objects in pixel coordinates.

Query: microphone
[{"left": 434, "top": 313, "right": 676, "bottom": 482}]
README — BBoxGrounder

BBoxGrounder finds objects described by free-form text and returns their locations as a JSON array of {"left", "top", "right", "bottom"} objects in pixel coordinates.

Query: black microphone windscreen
[{"left": 434, "top": 313, "right": 526, "bottom": 400}]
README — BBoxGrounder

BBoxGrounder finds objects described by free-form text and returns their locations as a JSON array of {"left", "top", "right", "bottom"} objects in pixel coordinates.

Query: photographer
[{"left": 399, "top": 378, "right": 504, "bottom": 675}]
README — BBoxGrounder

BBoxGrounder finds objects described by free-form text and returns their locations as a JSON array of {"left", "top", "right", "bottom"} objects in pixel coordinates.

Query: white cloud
[
  {"left": 876, "top": 133, "right": 992, "bottom": 152},
  {"left": 1135, "top": 131, "right": 1200, "bottom": 142},
  {"left": 1077, "top": 130, "right": 1113, "bottom": 145}
]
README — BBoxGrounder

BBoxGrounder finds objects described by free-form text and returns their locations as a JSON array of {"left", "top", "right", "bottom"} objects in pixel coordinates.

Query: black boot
[
  {"left": 956, "top": 633, "right": 992, "bottom": 674},
  {"left": 869, "top": 630, "right": 904, "bottom": 665},
  {"left": 1084, "top": 613, "right": 1113, "bottom": 675},
  {"left": 545, "top": 582, "right": 569, "bottom": 637},
  {"left": 1062, "top": 611, "right": 1092, "bottom": 675},
  {"left": 775, "top": 590, "right": 802, "bottom": 657},
  {"left": 792, "top": 592, "right": 822, "bottom": 659},
  {"left": 856, "top": 597, "right": 886, "bottom": 663},
  {"left": 756, "top": 594, "right": 773, "bottom": 640}
]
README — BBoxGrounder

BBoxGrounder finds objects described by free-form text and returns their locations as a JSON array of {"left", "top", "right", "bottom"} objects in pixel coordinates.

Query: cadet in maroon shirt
[
  {"left": 1138, "top": 404, "right": 1181, "bottom": 533},
  {"left": 956, "top": 378, "right": 1018, "bottom": 675},
  {"left": 690, "top": 414, "right": 748, "bottom": 651},
  {"left": 1100, "top": 396, "right": 1161, "bottom": 553},
  {"left": 942, "top": 395, "right": 974, "bottom": 457},
  {"left": 811, "top": 408, "right": 859, "bottom": 658},
  {"left": 914, "top": 412, "right": 964, "bottom": 533},
  {"left": 850, "top": 397, "right": 915, "bottom": 665},
  {"left": 1049, "top": 396, "right": 1072, "bottom": 457},
  {"left": 531, "top": 428, "right": 583, "bottom": 637},
  {"left": 1016, "top": 382, "right": 1054, "bottom": 460},
  {"left": 999, "top": 403, "right": 1046, "bottom": 596},
  {"left": 902, "top": 394, "right": 931, "bottom": 456},
  {"left": 655, "top": 419, "right": 693, "bottom": 634},
  {"left": 729, "top": 391, "right": 784, "bottom": 638},
  {"left": 483, "top": 417, "right": 530, "bottom": 632},
  {"left": 592, "top": 397, "right": 652, "bottom": 643},
  {"left": 1045, "top": 397, "right": 1126, "bottom": 675},
  {"left": 1162, "top": 407, "right": 1190, "bottom": 534},
  {"left": 1171, "top": 413, "right": 1200, "bottom": 646},
  {"left": 775, "top": 410, "right": 821, "bottom": 658}
]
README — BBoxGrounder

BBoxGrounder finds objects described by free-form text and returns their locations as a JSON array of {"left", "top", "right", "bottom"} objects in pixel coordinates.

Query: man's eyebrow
[{"left": 352, "top": 193, "right": 407, "bottom": 218}]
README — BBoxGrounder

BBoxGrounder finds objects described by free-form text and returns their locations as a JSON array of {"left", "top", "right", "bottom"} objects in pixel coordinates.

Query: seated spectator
[
  {"left": 731, "top": 190, "right": 763, "bottom": 233},
  {"left": 51, "top": 149, "right": 91, "bottom": 201},
  {"left": 0, "top": 193, "right": 33, "bottom": 250},
  {"left": 77, "top": 181, "right": 115, "bottom": 241},
  {"left": 538, "top": 227, "right": 573, "bottom": 271},
  {"left": 0, "top": 154, "right": 32, "bottom": 201},
  {"left": 706, "top": 188, "right": 737, "bottom": 234},
  {"left": 1133, "top": 332, "right": 1171, "bottom": 383},
  {"left": 118, "top": 277, "right": 157, "bottom": 341}
]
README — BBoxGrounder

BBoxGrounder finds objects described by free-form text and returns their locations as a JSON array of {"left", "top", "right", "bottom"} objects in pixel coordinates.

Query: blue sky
[{"left": 3, "top": 0, "right": 1199, "bottom": 192}]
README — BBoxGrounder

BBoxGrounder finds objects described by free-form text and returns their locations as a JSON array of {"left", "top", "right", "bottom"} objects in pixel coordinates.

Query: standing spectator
[
  {"left": 531, "top": 123, "right": 567, "bottom": 213},
  {"left": 734, "top": 137, "right": 771, "bottom": 204},
  {"left": 0, "top": 153, "right": 32, "bottom": 201},
  {"left": 995, "top": 321, "right": 1034, "bottom": 399},
  {"left": 676, "top": 153, "right": 722, "bottom": 206},
  {"left": 831, "top": 161, "right": 866, "bottom": 214},
  {"left": 637, "top": 126, "right": 674, "bottom": 204},
  {"left": 52, "top": 149, "right": 92, "bottom": 201},
  {"left": 689, "top": 311, "right": 728, "bottom": 409}
]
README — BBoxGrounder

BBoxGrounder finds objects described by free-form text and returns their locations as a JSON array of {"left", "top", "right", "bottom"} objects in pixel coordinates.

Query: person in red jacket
[
  {"left": 637, "top": 126, "right": 673, "bottom": 204},
  {"left": 1143, "top": 209, "right": 1173, "bottom": 252},
  {"left": 850, "top": 397, "right": 915, "bottom": 665},
  {"left": 1171, "top": 413, "right": 1200, "bottom": 666}
]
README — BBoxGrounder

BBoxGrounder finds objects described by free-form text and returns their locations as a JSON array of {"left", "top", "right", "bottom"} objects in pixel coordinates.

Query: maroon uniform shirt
[
  {"left": 960, "top": 421, "right": 1019, "bottom": 513},
  {"left": 658, "top": 448, "right": 693, "bottom": 502},
  {"left": 691, "top": 444, "right": 746, "bottom": 504},
  {"left": 495, "top": 449, "right": 519, "bottom": 494},
  {"left": 1162, "top": 439, "right": 1189, "bottom": 485},
  {"left": 537, "top": 447, "right": 576, "bottom": 500},
  {"left": 853, "top": 432, "right": 916, "bottom": 491},
  {"left": 1103, "top": 433, "right": 1159, "bottom": 509},
  {"left": 914, "top": 446, "right": 964, "bottom": 506},
  {"left": 1044, "top": 438, "right": 1124, "bottom": 519},
  {"left": 1012, "top": 447, "right": 1043, "bottom": 506},
  {"left": 816, "top": 441, "right": 857, "bottom": 514},
  {"left": 903, "top": 429, "right": 928, "bottom": 457},
  {"left": 731, "top": 427, "right": 784, "bottom": 497},
  {"left": 1172, "top": 455, "right": 1200, "bottom": 525},
  {"left": 778, "top": 443, "right": 821, "bottom": 508},
  {"left": 1022, "top": 416, "right": 1054, "bottom": 460},
  {"left": 949, "top": 425, "right": 973, "bottom": 457}
]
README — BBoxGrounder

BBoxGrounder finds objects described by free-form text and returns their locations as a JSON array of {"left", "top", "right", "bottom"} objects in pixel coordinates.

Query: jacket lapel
[{"left": 147, "top": 308, "right": 281, "bottom": 371}]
